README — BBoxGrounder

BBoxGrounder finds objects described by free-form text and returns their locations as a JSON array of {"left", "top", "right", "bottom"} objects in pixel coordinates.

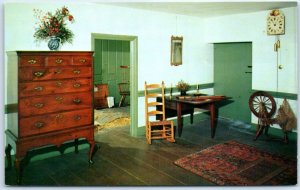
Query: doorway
[
  {"left": 214, "top": 42, "right": 252, "bottom": 123},
  {"left": 91, "top": 33, "right": 138, "bottom": 137},
  {"left": 94, "top": 39, "right": 130, "bottom": 106}
]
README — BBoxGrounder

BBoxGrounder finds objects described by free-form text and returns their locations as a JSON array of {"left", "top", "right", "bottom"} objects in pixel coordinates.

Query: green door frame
[{"left": 91, "top": 33, "right": 139, "bottom": 137}]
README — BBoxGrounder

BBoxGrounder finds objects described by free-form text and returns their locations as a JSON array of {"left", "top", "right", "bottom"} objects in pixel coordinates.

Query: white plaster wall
[
  {"left": 203, "top": 7, "right": 298, "bottom": 130},
  {"left": 203, "top": 7, "right": 298, "bottom": 93}
]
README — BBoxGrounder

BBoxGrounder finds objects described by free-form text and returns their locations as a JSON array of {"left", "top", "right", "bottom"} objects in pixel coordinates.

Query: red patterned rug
[{"left": 174, "top": 140, "right": 297, "bottom": 185}]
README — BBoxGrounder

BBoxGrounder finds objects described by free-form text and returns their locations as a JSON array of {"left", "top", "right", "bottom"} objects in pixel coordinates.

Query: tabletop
[{"left": 167, "top": 95, "right": 228, "bottom": 105}]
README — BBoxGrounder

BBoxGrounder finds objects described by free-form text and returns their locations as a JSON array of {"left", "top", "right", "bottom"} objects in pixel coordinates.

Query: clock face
[{"left": 267, "top": 15, "right": 285, "bottom": 35}]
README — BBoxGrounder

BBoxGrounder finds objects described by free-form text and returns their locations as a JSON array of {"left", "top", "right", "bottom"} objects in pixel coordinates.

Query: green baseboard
[{"left": 137, "top": 113, "right": 298, "bottom": 143}]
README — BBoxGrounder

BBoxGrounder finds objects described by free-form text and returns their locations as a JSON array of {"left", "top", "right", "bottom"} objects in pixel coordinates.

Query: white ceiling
[{"left": 101, "top": 1, "right": 297, "bottom": 18}]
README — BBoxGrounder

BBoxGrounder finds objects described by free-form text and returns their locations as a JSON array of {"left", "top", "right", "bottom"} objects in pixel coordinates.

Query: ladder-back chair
[{"left": 144, "top": 81, "right": 175, "bottom": 144}]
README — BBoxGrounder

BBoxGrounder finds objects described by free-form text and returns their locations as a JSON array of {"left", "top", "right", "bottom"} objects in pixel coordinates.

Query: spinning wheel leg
[
  {"left": 264, "top": 125, "right": 270, "bottom": 136},
  {"left": 254, "top": 125, "right": 263, "bottom": 140}
]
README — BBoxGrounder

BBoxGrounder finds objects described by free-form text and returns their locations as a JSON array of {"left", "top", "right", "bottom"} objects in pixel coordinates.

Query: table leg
[
  {"left": 190, "top": 110, "right": 194, "bottom": 124},
  {"left": 5, "top": 144, "right": 12, "bottom": 170},
  {"left": 177, "top": 102, "right": 183, "bottom": 137},
  {"left": 209, "top": 103, "right": 216, "bottom": 138}
]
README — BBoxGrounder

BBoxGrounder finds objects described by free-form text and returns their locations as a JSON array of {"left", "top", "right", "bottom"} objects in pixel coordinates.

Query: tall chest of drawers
[{"left": 5, "top": 51, "right": 95, "bottom": 183}]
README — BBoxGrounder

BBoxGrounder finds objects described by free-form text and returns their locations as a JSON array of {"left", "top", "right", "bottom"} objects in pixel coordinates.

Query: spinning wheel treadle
[{"left": 248, "top": 91, "right": 276, "bottom": 140}]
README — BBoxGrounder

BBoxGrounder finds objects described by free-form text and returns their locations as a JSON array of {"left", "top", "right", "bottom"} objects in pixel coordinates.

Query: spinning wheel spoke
[
  {"left": 252, "top": 102, "right": 259, "bottom": 106},
  {"left": 254, "top": 106, "right": 259, "bottom": 112},
  {"left": 265, "top": 106, "right": 272, "bottom": 111},
  {"left": 259, "top": 96, "right": 264, "bottom": 102},
  {"left": 264, "top": 102, "right": 272, "bottom": 107},
  {"left": 254, "top": 97, "right": 260, "bottom": 103}
]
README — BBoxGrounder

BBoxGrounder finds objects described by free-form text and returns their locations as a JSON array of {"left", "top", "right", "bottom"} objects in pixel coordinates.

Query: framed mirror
[{"left": 170, "top": 36, "right": 183, "bottom": 66}]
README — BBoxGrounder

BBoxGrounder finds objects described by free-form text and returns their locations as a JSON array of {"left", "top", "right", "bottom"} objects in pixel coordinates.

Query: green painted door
[
  {"left": 94, "top": 39, "right": 130, "bottom": 106},
  {"left": 214, "top": 43, "right": 252, "bottom": 123}
]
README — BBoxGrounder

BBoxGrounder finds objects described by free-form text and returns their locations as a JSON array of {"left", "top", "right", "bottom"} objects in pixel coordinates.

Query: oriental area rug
[
  {"left": 174, "top": 140, "right": 297, "bottom": 186},
  {"left": 94, "top": 106, "right": 130, "bottom": 131}
]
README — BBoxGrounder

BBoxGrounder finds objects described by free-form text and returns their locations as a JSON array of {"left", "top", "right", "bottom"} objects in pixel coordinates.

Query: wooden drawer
[
  {"left": 19, "top": 67, "right": 92, "bottom": 81},
  {"left": 19, "top": 108, "right": 92, "bottom": 137},
  {"left": 19, "top": 92, "right": 92, "bottom": 117},
  {"left": 46, "top": 56, "right": 72, "bottom": 66},
  {"left": 19, "top": 56, "right": 45, "bottom": 67},
  {"left": 73, "top": 56, "right": 92, "bottom": 66},
  {"left": 19, "top": 78, "right": 92, "bottom": 97}
]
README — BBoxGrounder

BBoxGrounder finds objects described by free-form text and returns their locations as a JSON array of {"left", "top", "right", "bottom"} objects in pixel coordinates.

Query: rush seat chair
[{"left": 144, "top": 81, "right": 175, "bottom": 144}]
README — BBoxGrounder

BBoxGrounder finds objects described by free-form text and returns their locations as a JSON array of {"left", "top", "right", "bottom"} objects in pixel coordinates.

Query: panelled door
[
  {"left": 94, "top": 39, "right": 130, "bottom": 106},
  {"left": 214, "top": 42, "right": 252, "bottom": 123}
]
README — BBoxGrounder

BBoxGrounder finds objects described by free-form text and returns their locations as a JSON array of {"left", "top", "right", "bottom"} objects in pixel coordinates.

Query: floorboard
[{"left": 4, "top": 118, "right": 297, "bottom": 186}]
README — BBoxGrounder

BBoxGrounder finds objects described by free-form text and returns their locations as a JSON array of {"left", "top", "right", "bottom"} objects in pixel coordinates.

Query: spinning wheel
[
  {"left": 248, "top": 91, "right": 276, "bottom": 140},
  {"left": 249, "top": 91, "right": 276, "bottom": 118}
]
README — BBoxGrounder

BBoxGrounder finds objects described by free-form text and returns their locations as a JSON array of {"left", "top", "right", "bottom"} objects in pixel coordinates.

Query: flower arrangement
[
  {"left": 176, "top": 80, "right": 190, "bottom": 92},
  {"left": 33, "top": 6, "right": 75, "bottom": 45}
]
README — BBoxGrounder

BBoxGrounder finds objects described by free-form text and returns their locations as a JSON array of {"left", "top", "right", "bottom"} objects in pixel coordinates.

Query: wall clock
[{"left": 267, "top": 9, "right": 285, "bottom": 35}]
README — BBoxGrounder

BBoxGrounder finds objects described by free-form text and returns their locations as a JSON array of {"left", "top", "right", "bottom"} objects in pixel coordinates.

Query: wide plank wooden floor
[{"left": 5, "top": 118, "right": 297, "bottom": 186}]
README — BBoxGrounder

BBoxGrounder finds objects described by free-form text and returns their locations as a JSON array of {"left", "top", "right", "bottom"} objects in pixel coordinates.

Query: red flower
[{"left": 68, "top": 15, "right": 73, "bottom": 21}]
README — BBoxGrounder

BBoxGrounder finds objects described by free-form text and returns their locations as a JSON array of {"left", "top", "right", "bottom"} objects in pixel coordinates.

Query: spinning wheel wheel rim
[{"left": 249, "top": 91, "right": 276, "bottom": 118}]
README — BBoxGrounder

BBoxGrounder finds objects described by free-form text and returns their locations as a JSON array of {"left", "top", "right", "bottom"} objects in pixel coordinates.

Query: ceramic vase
[{"left": 48, "top": 36, "right": 61, "bottom": 51}]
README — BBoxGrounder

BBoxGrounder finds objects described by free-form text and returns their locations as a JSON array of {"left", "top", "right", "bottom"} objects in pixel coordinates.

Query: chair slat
[
  {"left": 146, "top": 93, "right": 162, "bottom": 98},
  {"left": 148, "top": 102, "right": 163, "bottom": 106},
  {"left": 146, "top": 84, "right": 161, "bottom": 89},
  {"left": 147, "top": 110, "right": 163, "bottom": 115}
]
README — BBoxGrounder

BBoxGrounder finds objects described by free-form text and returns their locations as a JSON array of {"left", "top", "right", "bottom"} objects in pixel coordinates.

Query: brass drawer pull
[
  {"left": 35, "top": 122, "right": 45, "bottom": 128},
  {"left": 56, "top": 81, "right": 62, "bottom": 87},
  {"left": 73, "top": 83, "right": 81, "bottom": 88},
  {"left": 55, "top": 114, "right": 63, "bottom": 119},
  {"left": 55, "top": 69, "right": 62, "bottom": 74},
  {"left": 55, "top": 59, "right": 63, "bottom": 64},
  {"left": 74, "top": 115, "right": 81, "bottom": 121},
  {"left": 55, "top": 96, "right": 63, "bottom": 102},
  {"left": 79, "top": 59, "right": 86, "bottom": 63},
  {"left": 34, "top": 86, "right": 44, "bottom": 91},
  {"left": 28, "top": 59, "right": 37, "bottom": 65},
  {"left": 73, "top": 98, "right": 81, "bottom": 104},
  {"left": 33, "top": 71, "right": 45, "bottom": 78},
  {"left": 34, "top": 103, "right": 44, "bottom": 108},
  {"left": 73, "top": 69, "right": 81, "bottom": 74}
]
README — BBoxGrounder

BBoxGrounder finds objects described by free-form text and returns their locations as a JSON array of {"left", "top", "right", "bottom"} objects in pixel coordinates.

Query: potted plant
[
  {"left": 33, "top": 6, "right": 75, "bottom": 50},
  {"left": 176, "top": 80, "right": 190, "bottom": 96}
]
